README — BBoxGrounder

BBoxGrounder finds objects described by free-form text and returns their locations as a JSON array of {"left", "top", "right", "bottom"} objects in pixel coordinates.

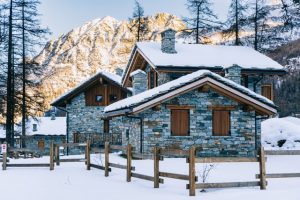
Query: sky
[{"left": 39, "top": 0, "right": 231, "bottom": 39}]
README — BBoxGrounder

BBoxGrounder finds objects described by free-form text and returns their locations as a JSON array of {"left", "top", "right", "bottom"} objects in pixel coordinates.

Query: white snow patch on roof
[
  {"left": 262, "top": 117, "right": 300, "bottom": 150},
  {"left": 25, "top": 117, "right": 66, "bottom": 136},
  {"left": 136, "top": 42, "right": 284, "bottom": 70},
  {"left": 104, "top": 69, "right": 275, "bottom": 113}
]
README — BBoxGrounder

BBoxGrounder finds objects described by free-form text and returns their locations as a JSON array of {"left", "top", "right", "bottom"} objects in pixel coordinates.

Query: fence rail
[{"left": 265, "top": 150, "right": 300, "bottom": 155}]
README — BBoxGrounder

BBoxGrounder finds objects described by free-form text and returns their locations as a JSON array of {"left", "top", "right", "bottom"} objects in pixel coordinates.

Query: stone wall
[
  {"left": 24, "top": 135, "right": 65, "bottom": 155},
  {"left": 66, "top": 92, "right": 123, "bottom": 153},
  {"left": 121, "top": 87, "right": 260, "bottom": 157}
]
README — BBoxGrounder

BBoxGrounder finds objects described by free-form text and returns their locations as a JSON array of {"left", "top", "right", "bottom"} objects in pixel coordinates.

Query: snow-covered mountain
[{"left": 35, "top": 13, "right": 185, "bottom": 108}]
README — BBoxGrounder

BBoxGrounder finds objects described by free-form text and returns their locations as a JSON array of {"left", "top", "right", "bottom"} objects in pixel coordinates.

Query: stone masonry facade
[{"left": 121, "top": 87, "right": 260, "bottom": 157}]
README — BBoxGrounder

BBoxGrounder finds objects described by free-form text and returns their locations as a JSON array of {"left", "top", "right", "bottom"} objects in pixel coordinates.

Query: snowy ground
[{"left": 1, "top": 153, "right": 300, "bottom": 200}]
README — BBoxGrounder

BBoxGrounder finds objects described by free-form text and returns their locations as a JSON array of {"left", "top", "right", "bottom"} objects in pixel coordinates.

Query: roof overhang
[{"left": 104, "top": 76, "right": 277, "bottom": 118}]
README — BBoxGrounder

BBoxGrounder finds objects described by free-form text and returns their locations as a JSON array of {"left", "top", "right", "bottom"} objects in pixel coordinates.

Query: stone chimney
[
  {"left": 161, "top": 28, "right": 177, "bottom": 54},
  {"left": 225, "top": 65, "right": 242, "bottom": 85},
  {"left": 51, "top": 111, "right": 56, "bottom": 120},
  {"left": 115, "top": 67, "right": 124, "bottom": 77},
  {"left": 130, "top": 69, "right": 147, "bottom": 95}
]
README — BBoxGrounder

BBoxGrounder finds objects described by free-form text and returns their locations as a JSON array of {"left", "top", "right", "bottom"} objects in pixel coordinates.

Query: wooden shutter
[
  {"left": 171, "top": 109, "right": 190, "bottom": 136},
  {"left": 103, "top": 120, "right": 109, "bottom": 133},
  {"left": 212, "top": 110, "right": 230, "bottom": 136},
  {"left": 38, "top": 140, "right": 45, "bottom": 149},
  {"left": 261, "top": 84, "right": 273, "bottom": 101}
]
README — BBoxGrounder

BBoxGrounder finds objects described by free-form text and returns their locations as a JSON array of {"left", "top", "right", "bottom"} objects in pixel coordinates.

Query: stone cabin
[
  {"left": 0, "top": 117, "right": 66, "bottom": 155},
  {"left": 51, "top": 71, "right": 132, "bottom": 147},
  {"left": 23, "top": 117, "right": 66, "bottom": 155},
  {"left": 102, "top": 29, "right": 286, "bottom": 157}
]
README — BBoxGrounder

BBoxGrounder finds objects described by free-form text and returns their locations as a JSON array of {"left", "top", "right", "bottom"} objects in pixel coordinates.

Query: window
[
  {"left": 109, "top": 94, "right": 118, "bottom": 102},
  {"left": 171, "top": 109, "right": 190, "bottom": 136},
  {"left": 148, "top": 69, "right": 157, "bottom": 89},
  {"left": 261, "top": 84, "right": 273, "bottom": 101},
  {"left": 95, "top": 95, "right": 103, "bottom": 102},
  {"left": 73, "top": 132, "right": 80, "bottom": 143},
  {"left": 241, "top": 75, "right": 249, "bottom": 88},
  {"left": 212, "top": 110, "right": 230, "bottom": 136},
  {"left": 38, "top": 140, "right": 45, "bottom": 149}
]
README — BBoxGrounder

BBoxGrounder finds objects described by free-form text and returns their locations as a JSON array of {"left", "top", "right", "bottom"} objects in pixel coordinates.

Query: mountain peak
[{"left": 35, "top": 13, "right": 186, "bottom": 109}]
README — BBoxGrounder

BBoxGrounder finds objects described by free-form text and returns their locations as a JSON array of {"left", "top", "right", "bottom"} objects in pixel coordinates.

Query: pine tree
[
  {"left": 129, "top": 0, "right": 148, "bottom": 42},
  {"left": 14, "top": 0, "right": 49, "bottom": 147},
  {"left": 279, "top": 0, "right": 300, "bottom": 34},
  {"left": 184, "top": 0, "right": 220, "bottom": 44},
  {"left": 5, "top": 0, "right": 13, "bottom": 146},
  {"left": 249, "top": 0, "right": 275, "bottom": 51},
  {"left": 223, "top": 0, "right": 249, "bottom": 45}
]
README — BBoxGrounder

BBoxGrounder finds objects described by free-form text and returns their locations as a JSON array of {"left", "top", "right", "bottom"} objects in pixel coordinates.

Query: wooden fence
[
  {"left": 2, "top": 142, "right": 55, "bottom": 171},
  {"left": 186, "top": 147, "right": 267, "bottom": 196},
  {"left": 255, "top": 150, "right": 300, "bottom": 179},
  {"left": 54, "top": 141, "right": 91, "bottom": 170}
]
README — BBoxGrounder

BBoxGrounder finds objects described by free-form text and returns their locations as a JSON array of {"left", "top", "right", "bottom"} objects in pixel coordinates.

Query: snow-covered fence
[
  {"left": 2, "top": 142, "right": 55, "bottom": 171},
  {"left": 54, "top": 141, "right": 91, "bottom": 170},
  {"left": 186, "top": 147, "right": 267, "bottom": 196},
  {"left": 255, "top": 150, "right": 300, "bottom": 179}
]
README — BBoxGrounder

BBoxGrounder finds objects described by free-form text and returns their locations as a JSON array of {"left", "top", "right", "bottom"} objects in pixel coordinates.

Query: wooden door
[{"left": 171, "top": 109, "right": 190, "bottom": 136}]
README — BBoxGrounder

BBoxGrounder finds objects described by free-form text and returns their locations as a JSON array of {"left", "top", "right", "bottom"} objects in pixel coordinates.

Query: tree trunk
[
  {"left": 235, "top": 0, "right": 239, "bottom": 45},
  {"left": 22, "top": 0, "right": 26, "bottom": 148},
  {"left": 254, "top": 0, "right": 258, "bottom": 50},
  {"left": 196, "top": 5, "right": 200, "bottom": 44},
  {"left": 5, "top": 0, "right": 13, "bottom": 147}
]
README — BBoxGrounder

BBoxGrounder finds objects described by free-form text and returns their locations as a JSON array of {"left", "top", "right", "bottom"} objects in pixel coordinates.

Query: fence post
[
  {"left": 189, "top": 146, "right": 196, "bottom": 196},
  {"left": 55, "top": 144, "right": 60, "bottom": 166},
  {"left": 127, "top": 144, "right": 132, "bottom": 182},
  {"left": 86, "top": 140, "right": 91, "bottom": 170},
  {"left": 50, "top": 141, "right": 54, "bottom": 170},
  {"left": 104, "top": 142, "right": 110, "bottom": 177},
  {"left": 259, "top": 147, "right": 267, "bottom": 190},
  {"left": 154, "top": 146, "right": 160, "bottom": 188},
  {"left": 2, "top": 152, "right": 7, "bottom": 170}
]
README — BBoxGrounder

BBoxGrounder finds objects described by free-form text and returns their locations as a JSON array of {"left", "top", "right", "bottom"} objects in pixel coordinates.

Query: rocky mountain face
[
  {"left": 35, "top": 13, "right": 185, "bottom": 108},
  {"left": 268, "top": 39, "right": 300, "bottom": 116}
]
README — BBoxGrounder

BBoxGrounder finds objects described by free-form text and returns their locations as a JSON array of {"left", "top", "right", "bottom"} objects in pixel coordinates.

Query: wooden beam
[
  {"left": 6, "top": 164, "right": 50, "bottom": 167},
  {"left": 166, "top": 105, "right": 196, "bottom": 110},
  {"left": 194, "top": 181, "right": 261, "bottom": 189},
  {"left": 131, "top": 172, "right": 164, "bottom": 183},
  {"left": 159, "top": 172, "right": 190, "bottom": 181},
  {"left": 259, "top": 147, "right": 267, "bottom": 190},
  {"left": 256, "top": 173, "right": 300, "bottom": 179},
  {"left": 195, "top": 157, "right": 259, "bottom": 163},
  {"left": 207, "top": 105, "right": 236, "bottom": 111},
  {"left": 198, "top": 85, "right": 210, "bottom": 92},
  {"left": 265, "top": 150, "right": 300, "bottom": 155}
]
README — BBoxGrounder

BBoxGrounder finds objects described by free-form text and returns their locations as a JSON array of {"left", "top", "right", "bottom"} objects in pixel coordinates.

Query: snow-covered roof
[
  {"left": 0, "top": 117, "right": 66, "bottom": 138},
  {"left": 136, "top": 42, "right": 284, "bottom": 70},
  {"left": 24, "top": 117, "right": 66, "bottom": 136},
  {"left": 104, "top": 70, "right": 277, "bottom": 115},
  {"left": 52, "top": 71, "right": 129, "bottom": 107}
]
